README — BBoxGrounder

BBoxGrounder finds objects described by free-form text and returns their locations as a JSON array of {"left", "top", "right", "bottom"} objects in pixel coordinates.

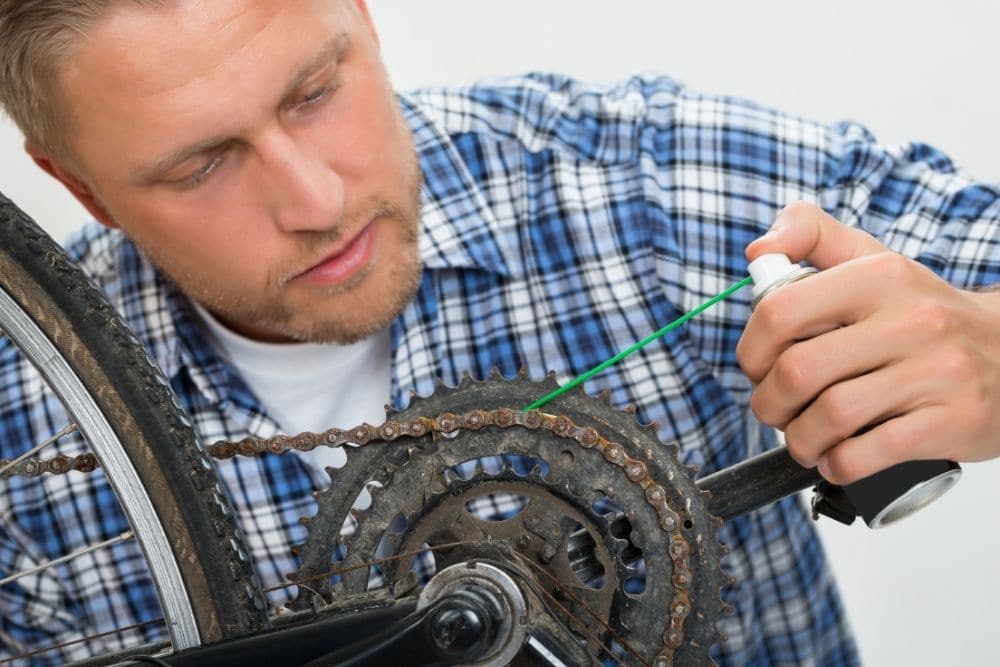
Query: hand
[{"left": 736, "top": 202, "right": 1000, "bottom": 484}]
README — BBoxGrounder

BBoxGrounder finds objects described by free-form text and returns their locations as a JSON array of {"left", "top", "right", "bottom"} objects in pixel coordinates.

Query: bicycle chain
[{"left": 2, "top": 405, "right": 730, "bottom": 665}]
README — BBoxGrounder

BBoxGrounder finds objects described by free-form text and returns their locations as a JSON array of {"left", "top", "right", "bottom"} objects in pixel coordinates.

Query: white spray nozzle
[{"left": 747, "top": 254, "right": 798, "bottom": 298}]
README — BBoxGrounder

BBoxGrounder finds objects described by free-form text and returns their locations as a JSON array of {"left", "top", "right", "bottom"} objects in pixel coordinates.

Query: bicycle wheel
[{"left": 0, "top": 193, "right": 269, "bottom": 663}]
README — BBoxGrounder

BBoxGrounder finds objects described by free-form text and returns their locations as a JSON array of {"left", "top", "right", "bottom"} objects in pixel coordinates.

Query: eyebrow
[
  {"left": 135, "top": 31, "right": 351, "bottom": 183},
  {"left": 279, "top": 31, "right": 350, "bottom": 102}
]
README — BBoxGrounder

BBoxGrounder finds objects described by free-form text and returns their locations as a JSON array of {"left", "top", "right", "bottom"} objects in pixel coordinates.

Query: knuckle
[
  {"left": 909, "top": 300, "right": 953, "bottom": 338},
  {"left": 941, "top": 345, "right": 977, "bottom": 383},
  {"left": 773, "top": 349, "right": 812, "bottom": 396},
  {"left": 815, "top": 385, "right": 856, "bottom": 431},
  {"left": 749, "top": 388, "right": 781, "bottom": 427},
  {"left": 868, "top": 251, "right": 914, "bottom": 286},
  {"left": 754, "top": 296, "right": 791, "bottom": 335}
]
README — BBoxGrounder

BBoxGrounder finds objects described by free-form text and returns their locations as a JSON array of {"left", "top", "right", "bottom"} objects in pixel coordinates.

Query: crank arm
[
  {"left": 696, "top": 446, "right": 821, "bottom": 522},
  {"left": 696, "top": 445, "right": 961, "bottom": 528},
  {"left": 125, "top": 601, "right": 418, "bottom": 667}
]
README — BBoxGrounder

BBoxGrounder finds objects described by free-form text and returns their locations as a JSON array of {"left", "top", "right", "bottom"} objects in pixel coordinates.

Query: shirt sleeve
[{"left": 817, "top": 120, "right": 1000, "bottom": 288}]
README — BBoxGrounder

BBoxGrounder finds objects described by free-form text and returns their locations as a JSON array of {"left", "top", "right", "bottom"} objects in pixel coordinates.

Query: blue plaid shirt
[{"left": 4, "top": 73, "right": 1000, "bottom": 666}]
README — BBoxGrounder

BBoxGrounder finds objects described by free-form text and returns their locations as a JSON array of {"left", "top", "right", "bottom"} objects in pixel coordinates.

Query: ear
[
  {"left": 25, "top": 141, "right": 119, "bottom": 230},
  {"left": 351, "top": 0, "right": 380, "bottom": 49}
]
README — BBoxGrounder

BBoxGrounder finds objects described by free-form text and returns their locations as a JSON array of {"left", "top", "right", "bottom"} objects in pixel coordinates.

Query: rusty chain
[{"left": 2, "top": 407, "right": 728, "bottom": 665}]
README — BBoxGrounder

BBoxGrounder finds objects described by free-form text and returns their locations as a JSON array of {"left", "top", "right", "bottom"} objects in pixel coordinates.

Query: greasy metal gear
[{"left": 287, "top": 371, "right": 727, "bottom": 666}]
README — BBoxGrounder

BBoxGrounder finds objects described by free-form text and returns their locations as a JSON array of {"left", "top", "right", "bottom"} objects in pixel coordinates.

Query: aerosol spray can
[{"left": 747, "top": 254, "right": 962, "bottom": 528}]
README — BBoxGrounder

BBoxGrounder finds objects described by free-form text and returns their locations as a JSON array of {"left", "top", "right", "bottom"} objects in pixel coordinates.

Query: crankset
[{"left": 287, "top": 371, "right": 727, "bottom": 666}]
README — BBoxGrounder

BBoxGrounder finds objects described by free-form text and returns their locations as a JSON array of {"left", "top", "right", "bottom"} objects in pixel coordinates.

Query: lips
[{"left": 293, "top": 223, "right": 376, "bottom": 287}]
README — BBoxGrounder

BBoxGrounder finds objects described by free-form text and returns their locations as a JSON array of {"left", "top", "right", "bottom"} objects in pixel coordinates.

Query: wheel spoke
[
  {"left": 0, "top": 620, "right": 167, "bottom": 666},
  {"left": 0, "top": 530, "right": 134, "bottom": 587},
  {"left": 0, "top": 423, "right": 77, "bottom": 477}
]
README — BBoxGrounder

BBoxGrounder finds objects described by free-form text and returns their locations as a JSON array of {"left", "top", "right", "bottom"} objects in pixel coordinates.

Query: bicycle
[{"left": 0, "top": 191, "right": 956, "bottom": 666}]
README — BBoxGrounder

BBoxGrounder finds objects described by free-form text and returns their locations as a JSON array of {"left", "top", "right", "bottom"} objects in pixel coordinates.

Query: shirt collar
[
  {"left": 73, "top": 227, "right": 257, "bottom": 416},
  {"left": 400, "top": 93, "right": 513, "bottom": 277},
  {"left": 104, "top": 92, "right": 514, "bottom": 422}
]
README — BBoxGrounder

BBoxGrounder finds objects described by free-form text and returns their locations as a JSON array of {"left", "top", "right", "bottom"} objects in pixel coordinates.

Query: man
[{"left": 1, "top": 0, "right": 999, "bottom": 665}]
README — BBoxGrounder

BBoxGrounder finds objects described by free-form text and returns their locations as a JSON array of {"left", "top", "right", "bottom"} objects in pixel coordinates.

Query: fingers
[
  {"left": 776, "top": 356, "right": 935, "bottom": 469},
  {"left": 815, "top": 406, "right": 952, "bottom": 485},
  {"left": 748, "top": 321, "right": 902, "bottom": 429},
  {"left": 737, "top": 252, "right": 901, "bottom": 382},
  {"left": 740, "top": 202, "right": 1000, "bottom": 478},
  {"left": 746, "top": 201, "right": 886, "bottom": 269}
]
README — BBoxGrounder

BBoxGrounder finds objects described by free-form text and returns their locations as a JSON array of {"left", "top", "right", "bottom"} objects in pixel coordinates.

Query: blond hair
[{"left": 0, "top": 0, "right": 163, "bottom": 161}]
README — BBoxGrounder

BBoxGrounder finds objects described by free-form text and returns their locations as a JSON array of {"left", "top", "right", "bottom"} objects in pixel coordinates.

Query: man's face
[{"left": 57, "top": 0, "right": 422, "bottom": 343}]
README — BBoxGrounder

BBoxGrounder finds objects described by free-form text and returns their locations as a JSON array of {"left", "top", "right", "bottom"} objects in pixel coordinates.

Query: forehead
[{"left": 58, "top": 0, "right": 356, "bottom": 172}]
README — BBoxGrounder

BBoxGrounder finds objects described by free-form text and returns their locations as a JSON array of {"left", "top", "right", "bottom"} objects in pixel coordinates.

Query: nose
[{"left": 255, "top": 129, "right": 345, "bottom": 233}]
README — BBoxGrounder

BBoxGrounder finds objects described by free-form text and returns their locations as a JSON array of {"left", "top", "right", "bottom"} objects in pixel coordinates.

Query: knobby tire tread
[{"left": 0, "top": 193, "right": 269, "bottom": 650}]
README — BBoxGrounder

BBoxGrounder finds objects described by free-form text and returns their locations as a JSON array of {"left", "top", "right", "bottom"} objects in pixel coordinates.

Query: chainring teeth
[
  {"left": 287, "top": 371, "right": 726, "bottom": 664},
  {"left": 350, "top": 460, "right": 637, "bottom": 644}
]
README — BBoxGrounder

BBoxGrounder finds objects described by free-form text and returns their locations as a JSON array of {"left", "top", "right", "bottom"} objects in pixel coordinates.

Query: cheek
[
  {"left": 321, "top": 85, "right": 407, "bottom": 180},
  {"left": 121, "top": 197, "right": 270, "bottom": 278}
]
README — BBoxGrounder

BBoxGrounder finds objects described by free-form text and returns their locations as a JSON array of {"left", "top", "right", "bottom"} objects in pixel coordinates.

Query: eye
[
  {"left": 301, "top": 86, "right": 330, "bottom": 105},
  {"left": 293, "top": 80, "right": 340, "bottom": 111},
  {"left": 175, "top": 150, "right": 228, "bottom": 190}
]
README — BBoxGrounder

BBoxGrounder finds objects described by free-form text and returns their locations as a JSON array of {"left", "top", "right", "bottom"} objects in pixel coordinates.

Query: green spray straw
[{"left": 522, "top": 275, "right": 754, "bottom": 411}]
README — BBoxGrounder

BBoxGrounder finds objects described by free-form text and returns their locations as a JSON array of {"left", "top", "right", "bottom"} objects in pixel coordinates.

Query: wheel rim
[{"left": 0, "top": 284, "right": 201, "bottom": 651}]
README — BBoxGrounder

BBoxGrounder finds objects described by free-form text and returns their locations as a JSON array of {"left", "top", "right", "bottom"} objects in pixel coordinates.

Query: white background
[{"left": 1, "top": 1, "right": 998, "bottom": 664}]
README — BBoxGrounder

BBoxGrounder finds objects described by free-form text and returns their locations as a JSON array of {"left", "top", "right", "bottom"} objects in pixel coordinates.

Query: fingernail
[
  {"left": 817, "top": 456, "right": 832, "bottom": 480},
  {"left": 768, "top": 217, "right": 788, "bottom": 233},
  {"left": 749, "top": 221, "right": 786, "bottom": 248},
  {"left": 758, "top": 221, "right": 787, "bottom": 239}
]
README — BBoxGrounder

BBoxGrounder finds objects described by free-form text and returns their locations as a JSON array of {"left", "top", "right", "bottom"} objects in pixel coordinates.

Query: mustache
[{"left": 269, "top": 199, "right": 406, "bottom": 286}]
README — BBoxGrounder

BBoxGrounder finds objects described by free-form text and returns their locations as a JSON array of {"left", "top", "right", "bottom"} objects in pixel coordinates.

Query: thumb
[{"left": 746, "top": 201, "right": 886, "bottom": 269}]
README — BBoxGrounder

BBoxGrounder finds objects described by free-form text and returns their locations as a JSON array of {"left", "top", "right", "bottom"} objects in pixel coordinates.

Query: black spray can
[{"left": 747, "top": 254, "right": 961, "bottom": 528}]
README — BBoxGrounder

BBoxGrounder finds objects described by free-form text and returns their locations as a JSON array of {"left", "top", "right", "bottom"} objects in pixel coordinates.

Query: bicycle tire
[{"left": 0, "top": 192, "right": 269, "bottom": 659}]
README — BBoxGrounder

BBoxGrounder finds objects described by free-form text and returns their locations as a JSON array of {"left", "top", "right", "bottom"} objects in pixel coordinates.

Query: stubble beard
[{"left": 147, "top": 153, "right": 425, "bottom": 345}]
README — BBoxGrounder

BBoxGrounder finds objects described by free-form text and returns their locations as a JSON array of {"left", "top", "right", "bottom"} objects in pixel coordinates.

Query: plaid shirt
[{"left": 4, "top": 73, "right": 1000, "bottom": 666}]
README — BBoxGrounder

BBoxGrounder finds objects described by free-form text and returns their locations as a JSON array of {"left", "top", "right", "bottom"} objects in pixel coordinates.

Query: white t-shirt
[{"left": 192, "top": 303, "right": 392, "bottom": 476}]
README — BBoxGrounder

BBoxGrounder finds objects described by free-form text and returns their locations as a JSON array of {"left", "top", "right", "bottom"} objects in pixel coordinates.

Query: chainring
[{"left": 288, "top": 371, "right": 726, "bottom": 665}]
